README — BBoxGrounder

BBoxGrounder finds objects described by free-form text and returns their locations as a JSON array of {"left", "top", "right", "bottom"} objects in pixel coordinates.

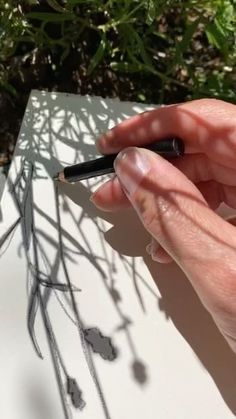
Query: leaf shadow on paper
[
  {"left": 0, "top": 92, "right": 152, "bottom": 419},
  {"left": 1, "top": 91, "right": 236, "bottom": 417}
]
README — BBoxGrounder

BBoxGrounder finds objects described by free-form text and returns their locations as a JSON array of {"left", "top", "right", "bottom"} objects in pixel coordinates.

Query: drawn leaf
[
  {"left": 22, "top": 191, "right": 32, "bottom": 250},
  {"left": 116, "top": 316, "right": 132, "bottom": 331},
  {"left": 67, "top": 377, "right": 85, "bottom": 409},
  {"left": 110, "top": 288, "right": 121, "bottom": 303},
  {"left": 27, "top": 283, "right": 43, "bottom": 359},
  {"left": 20, "top": 163, "right": 34, "bottom": 250},
  {"left": 84, "top": 327, "right": 117, "bottom": 361},
  {"left": 132, "top": 359, "right": 147, "bottom": 385},
  {"left": 0, "top": 217, "right": 21, "bottom": 250},
  {"left": 39, "top": 277, "right": 80, "bottom": 292}
]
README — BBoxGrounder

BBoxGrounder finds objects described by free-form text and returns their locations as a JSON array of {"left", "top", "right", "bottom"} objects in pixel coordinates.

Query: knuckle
[
  {"left": 136, "top": 192, "right": 181, "bottom": 236},
  {"left": 136, "top": 194, "right": 158, "bottom": 232},
  {"left": 155, "top": 193, "right": 188, "bottom": 230},
  {"left": 206, "top": 258, "right": 236, "bottom": 317},
  {"left": 197, "top": 98, "right": 219, "bottom": 106}
]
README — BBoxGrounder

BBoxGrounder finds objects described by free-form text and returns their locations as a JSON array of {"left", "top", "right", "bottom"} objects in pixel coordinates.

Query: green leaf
[
  {"left": 60, "top": 43, "right": 71, "bottom": 62},
  {"left": 0, "top": 80, "right": 17, "bottom": 96},
  {"left": 46, "top": 0, "right": 66, "bottom": 12},
  {"left": 67, "top": 0, "right": 93, "bottom": 4},
  {"left": 165, "top": 17, "right": 201, "bottom": 77},
  {"left": 176, "top": 18, "right": 201, "bottom": 60},
  {"left": 26, "top": 0, "right": 39, "bottom": 4},
  {"left": 87, "top": 36, "right": 107, "bottom": 75},
  {"left": 215, "top": 2, "right": 235, "bottom": 33},
  {"left": 26, "top": 12, "right": 74, "bottom": 22},
  {"left": 146, "top": 0, "right": 156, "bottom": 25},
  {"left": 110, "top": 61, "right": 146, "bottom": 73},
  {"left": 137, "top": 93, "right": 146, "bottom": 101},
  {"left": 205, "top": 22, "right": 226, "bottom": 51},
  {"left": 126, "top": 25, "right": 154, "bottom": 69}
]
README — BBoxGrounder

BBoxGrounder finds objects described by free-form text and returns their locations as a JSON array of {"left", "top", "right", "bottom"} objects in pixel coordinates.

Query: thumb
[{"left": 114, "top": 147, "right": 236, "bottom": 350}]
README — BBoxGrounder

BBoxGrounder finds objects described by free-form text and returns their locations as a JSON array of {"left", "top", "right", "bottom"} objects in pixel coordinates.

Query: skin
[{"left": 91, "top": 99, "right": 236, "bottom": 353}]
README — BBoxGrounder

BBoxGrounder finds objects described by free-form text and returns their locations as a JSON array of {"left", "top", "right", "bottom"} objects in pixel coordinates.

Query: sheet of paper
[{"left": 0, "top": 90, "right": 236, "bottom": 419}]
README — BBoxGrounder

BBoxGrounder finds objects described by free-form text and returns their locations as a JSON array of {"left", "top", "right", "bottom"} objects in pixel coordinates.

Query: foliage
[{"left": 0, "top": 0, "right": 236, "bottom": 102}]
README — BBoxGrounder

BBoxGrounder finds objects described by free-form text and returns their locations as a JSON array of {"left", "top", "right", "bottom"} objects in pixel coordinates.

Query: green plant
[{"left": 0, "top": 0, "right": 236, "bottom": 102}]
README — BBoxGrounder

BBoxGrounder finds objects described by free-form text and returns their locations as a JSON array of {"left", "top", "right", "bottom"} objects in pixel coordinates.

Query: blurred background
[{"left": 0, "top": 0, "right": 235, "bottom": 167}]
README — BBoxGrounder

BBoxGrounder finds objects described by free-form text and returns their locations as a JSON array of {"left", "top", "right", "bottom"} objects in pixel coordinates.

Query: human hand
[{"left": 91, "top": 99, "right": 236, "bottom": 353}]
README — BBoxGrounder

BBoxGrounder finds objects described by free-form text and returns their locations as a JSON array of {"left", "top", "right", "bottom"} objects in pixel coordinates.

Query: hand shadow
[
  {"left": 62, "top": 181, "right": 236, "bottom": 416},
  {"left": 106, "top": 210, "right": 236, "bottom": 415}
]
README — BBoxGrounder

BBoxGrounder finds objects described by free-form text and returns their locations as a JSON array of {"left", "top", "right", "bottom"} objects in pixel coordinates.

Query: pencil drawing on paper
[
  {"left": 0, "top": 159, "right": 120, "bottom": 418},
  {"left": 0, "top": 156, "right": 150, "bottom": 418},
  {"left": 0, "top": 93, "right": 159, "bottom": 419}
]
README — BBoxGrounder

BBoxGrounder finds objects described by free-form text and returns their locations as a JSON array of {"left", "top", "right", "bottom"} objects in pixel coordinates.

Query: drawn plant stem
[
  {"left": 9, "top": 161, "right": 87, "bottom": 416},
  {"left": 55, "top": 183, "right": 112, "bottom": 419},
  {"left": 0, "top": 217, "right": 21, "bottom": 251}
]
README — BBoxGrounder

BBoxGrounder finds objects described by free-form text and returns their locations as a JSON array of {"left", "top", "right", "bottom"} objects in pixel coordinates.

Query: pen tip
[{"left": 53, "top": 171, "right": 65, "bottom": 182}]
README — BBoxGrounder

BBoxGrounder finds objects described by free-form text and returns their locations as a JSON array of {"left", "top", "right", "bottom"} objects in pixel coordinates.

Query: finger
[
  {"left": 91, "top": 176, "right": 130, "bottom": 211},
  {"left": 91, "top": 174, "right": 236, "bottom": 213},
  {"left": 146, "top": 238, "right": 173, "bottom": 264},
  {"left": 196, "top": 180, "right": 236, "bottom": 210},
  {"left": 227, "top": 216, "right": 236, "bottom": 226},
  {"left": 98, "top": 99, "right": 236, "bottom": 169},
  {"left": 173, "top": 153, "right": 236, "bottom": 186},
  {"left": 114, "top": 147, "right": 236, "bottom": 350}
]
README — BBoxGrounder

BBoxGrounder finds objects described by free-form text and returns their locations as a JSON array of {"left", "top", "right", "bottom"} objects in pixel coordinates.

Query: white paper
[{"left": 0, "top": 91, "right": 236, "bottom": 419}]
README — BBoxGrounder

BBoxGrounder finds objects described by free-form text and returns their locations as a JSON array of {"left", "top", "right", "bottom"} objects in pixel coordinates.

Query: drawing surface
[{"left": 0, "top": 91, "right": 235, "bottom": 419}]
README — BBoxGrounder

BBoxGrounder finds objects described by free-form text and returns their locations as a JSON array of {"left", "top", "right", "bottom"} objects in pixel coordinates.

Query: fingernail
[
  {"left": 89, "top": 194, "right": 95, "bottom": 203},
  {"left": 152, "top": 252, "right": 161, "bottom": 262},
  {"left": 146, "top": 242, "right": 152, "bottom": 255},
  {"left": 96, "top": 137, "right": 105, "bottom": 153},
  {"left": 114, "top": 148, "right": 151, "bottom": 196},
  {"left": 146, "top": 240, "right": 160, "bottom": 257}
]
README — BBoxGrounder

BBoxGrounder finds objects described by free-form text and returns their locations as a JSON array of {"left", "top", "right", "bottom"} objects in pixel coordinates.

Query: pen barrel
[
  {"left": 63, "top": 138, "right": 184, "bottom": 182},
  {"left": 64, "top": 154, "right": 116, "bottom": 182},
  {"left": 146, "top": 137, "right": 184, "bottom": 156}
]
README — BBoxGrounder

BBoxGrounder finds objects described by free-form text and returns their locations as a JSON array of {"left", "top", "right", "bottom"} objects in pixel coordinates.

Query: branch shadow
[
  {"left": 1, "top": 91, "right": 155, "bottom": 418},
  {"left": 1, "top": 90, "right": 236, "bottom": 417},
  {"left": 146, "top": 259, "right": 236, "bottom": 414},
  {"left": 62, "top": 175, "right": 236, "bottom": 415}
]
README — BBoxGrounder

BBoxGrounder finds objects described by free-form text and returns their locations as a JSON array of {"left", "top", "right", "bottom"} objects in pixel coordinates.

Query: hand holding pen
[
  {"left": 90, "top": 99, "right": 236, "bottom": 354},
  {"left": 55, "top": 138, "right": 184, "bottom": 183}
]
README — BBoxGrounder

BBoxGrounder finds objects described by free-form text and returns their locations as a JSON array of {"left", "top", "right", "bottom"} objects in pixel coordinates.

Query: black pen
[{"left": 53, "top": 138, "right": 184, "bottom": 183}]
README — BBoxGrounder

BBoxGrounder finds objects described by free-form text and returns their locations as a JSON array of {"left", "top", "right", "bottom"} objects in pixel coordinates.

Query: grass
[{"left": 0, "top": 0, "right": 235, "bottom": 103}]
